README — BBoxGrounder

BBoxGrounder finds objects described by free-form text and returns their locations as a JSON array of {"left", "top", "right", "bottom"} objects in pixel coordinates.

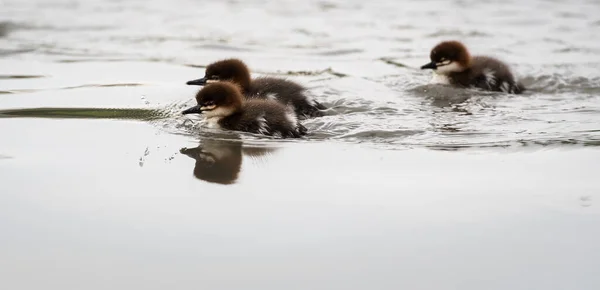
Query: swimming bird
[
  {"left": 186, "top": 58, "right": 325, "bottom": 119},
  {"left": 421, "top": 41, "right": 524, "bottom": 94},
  {"left": 182, "top": 82, "right": 307, "bottom": 138}
]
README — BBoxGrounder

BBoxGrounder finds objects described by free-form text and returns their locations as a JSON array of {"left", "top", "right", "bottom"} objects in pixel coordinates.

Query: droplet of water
[{"left": 140, "top": 95, "right": 150, "bottom": 106}]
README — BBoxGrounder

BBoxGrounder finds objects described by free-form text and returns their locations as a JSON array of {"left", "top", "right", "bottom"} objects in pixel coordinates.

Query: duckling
[
  {"left": 421, "top": 41, "right": 524, "bottom": 94},
  {"left": 182, "top": 82, "right": 307, "bottom": 138},
  {"left": 186, "top": 58, "right": 325, "bottom": 119}
]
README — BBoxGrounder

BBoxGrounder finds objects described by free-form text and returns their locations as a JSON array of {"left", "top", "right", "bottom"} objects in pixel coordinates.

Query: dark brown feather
[
  {"left": 199, "top": 59, "right": 325, "bottom": 118},
  {"left": 218, "top": 99, "right": 306, "bottom": 138},
  {"left": 249, "top": 77, "right": 325, "bottom": 118},
  {"left": 448, "top": 56, "right": 524, "bottom": 94}
]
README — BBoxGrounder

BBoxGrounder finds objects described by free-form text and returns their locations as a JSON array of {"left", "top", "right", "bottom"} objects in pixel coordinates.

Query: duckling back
[
  {"left": 248, "top": 77, "right": 325, "bottom": 119},
  {"left": 460, "top": 56, "right": 524, "bottom": 94},
  {"left": 218, "top": 99, "right": 306, "bottom": 138}
]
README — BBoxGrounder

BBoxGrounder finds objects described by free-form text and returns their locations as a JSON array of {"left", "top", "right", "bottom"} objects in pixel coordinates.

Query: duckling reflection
[{"left": 179, "top": 138, "right": 275, "bottom": 185}]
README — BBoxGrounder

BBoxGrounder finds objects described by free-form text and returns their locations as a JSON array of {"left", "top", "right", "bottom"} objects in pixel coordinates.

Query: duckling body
[
  {"left": 218, "top": 99, "right": 307, "bottom": 138},
  {"left": 248, "top": 77, "right": 325, "bottom": 118},
  {"left": 186, "top": 59, "right": 325, "bottom": 119},
  {"left": 182, "top": 82, "right": 306, "bottom": 138},
  {"left": 421, "top": 41, "right": 524, "bottom": 94}
]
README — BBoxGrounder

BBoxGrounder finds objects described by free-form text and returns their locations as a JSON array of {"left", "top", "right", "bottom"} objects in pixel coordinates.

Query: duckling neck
[
  {"left": 447, "top": 67, "right": 474, "bottom": 87},
  {"left": 216, "top": 111, "right": 244, "bottom": 129},
  {"left": 203, "top": 106, "right": 239, "bottom": 128},
  {"left": 237, "top": 78, "right": 251, "bottom": 93}
]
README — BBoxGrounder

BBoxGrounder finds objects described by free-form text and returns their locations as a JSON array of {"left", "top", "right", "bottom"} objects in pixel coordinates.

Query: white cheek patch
[
  {"left": 203, "top": 107, "right": 234, "bottom": 120},
  {"left": 435, "top": 62, "right": 463, "bottom": 74},
  {"left": 200, "top": 104, "right": 216, "bottom": 111},
  {"left": 206, "top": 79, "right": 219, "bottom": 84}
]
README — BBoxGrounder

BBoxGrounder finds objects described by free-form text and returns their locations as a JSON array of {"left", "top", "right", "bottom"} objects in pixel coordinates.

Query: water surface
[{"left": 1, "top": 0, "right": 599, "bottom": 289}]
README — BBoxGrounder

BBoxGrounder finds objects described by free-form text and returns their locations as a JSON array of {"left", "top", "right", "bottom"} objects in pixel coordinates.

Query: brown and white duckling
[
  {"left": 186, "top": 58, "right": 325, "bottom": 119},
  {"left": 421, "top": 41, "right": 524, "bottom": 94},
  {"left": 182, "top": 82, "right": 307, "bottom": 138}
]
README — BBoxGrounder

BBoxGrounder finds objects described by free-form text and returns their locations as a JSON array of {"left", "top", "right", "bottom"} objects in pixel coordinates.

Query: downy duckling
[
  {"left": 421, "top": 41, "right": 524, "bottom": 94},
  {"left": 186, "top": 58, "right": 325, "bottom": 119},
  {"left": 182, "top": 82, "right": 307, "bottom": 138}
]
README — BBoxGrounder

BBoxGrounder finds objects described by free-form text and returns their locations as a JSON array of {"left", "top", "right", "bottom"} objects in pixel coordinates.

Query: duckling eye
[{"left": 210, "top": 75, "right": 219, "bottom": 80}]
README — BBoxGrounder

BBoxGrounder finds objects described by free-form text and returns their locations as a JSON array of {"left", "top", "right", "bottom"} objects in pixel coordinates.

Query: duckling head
[
  {"left": 182, "top": 82, "right": 244, "bottom": 119},
  {"left": 186, "top": 59, "right": 251, "bottom": 91},
  {"left": 421, "top": 41, "right": 471, "bottom": 74}
]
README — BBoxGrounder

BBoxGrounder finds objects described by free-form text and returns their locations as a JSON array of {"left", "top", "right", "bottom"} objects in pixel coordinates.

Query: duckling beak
[
  {"left": 182, "top": 105, "right": 202, "bottom": 115},
  {"left": 186, "top": 77, "right": 207, "bottom": 86},
  {"left": 420, "top": 62, "right": 437, "bottom": 70}
]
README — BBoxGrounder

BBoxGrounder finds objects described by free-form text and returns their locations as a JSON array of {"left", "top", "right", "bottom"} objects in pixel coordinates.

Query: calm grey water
[
  {"left": 1, "top": 0, "right": 599, "bottom": 289},
  {"left": 2, "top": 0, "right": 600, "bottom": 148}
]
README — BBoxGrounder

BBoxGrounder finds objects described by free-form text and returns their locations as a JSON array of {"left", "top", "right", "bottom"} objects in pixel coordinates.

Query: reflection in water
[
  {"left": 580, "top": 196, "right": 592, "bottom": 208},
  {"left": 180, "top": 138, "right": 274, "bottom": 185},
  {"left": 410, "top": 84, "right": 497, "bottom": 108}
]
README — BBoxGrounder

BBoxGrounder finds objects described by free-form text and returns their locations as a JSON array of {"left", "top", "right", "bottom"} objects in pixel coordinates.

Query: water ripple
[{"left": 1, "top": 0, "right": 599, "bottom": 150}]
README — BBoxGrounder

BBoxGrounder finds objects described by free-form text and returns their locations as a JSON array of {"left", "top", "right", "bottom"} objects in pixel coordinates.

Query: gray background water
[{"left": 1, "top": 0, "right": 599, "bottom": 289}]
